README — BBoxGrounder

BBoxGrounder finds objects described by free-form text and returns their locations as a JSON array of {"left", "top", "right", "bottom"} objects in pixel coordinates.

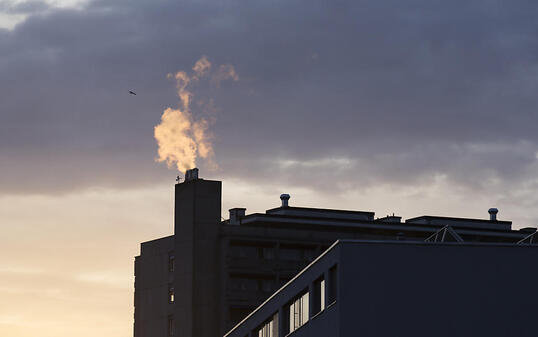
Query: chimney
[
  {"left": 185, "top": 168, "right": 199, "bottom": 182},
  {"left": 229, "top": 208, "right": 246, "bottom": 225},
  {"left": 173, "top": 172, "right": 221, "bottom": 337},
  {"left": 280, "top": 194, "right": 290, "bottom": 207},
  {"left": 488, "top": 208, "right": 498, "bottom": 221}
]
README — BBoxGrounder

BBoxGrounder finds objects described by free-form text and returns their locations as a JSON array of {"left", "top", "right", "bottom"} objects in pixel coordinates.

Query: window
[
  {"left": 328, "top": 265, "right": 337, "bottom": 303},
  {"left": 280, "top": 247, "right": 303, "bottom": 261},
  {"left": 233, "top": 245, "right": 258, "bottom": 258},
  {"left": 288, "top": 291, "right": 309, "bottom": 333},
  {"left": 168, "top": 253, "right": 175, "bottom": 272},
  {"left": 260, "top": 247, "right": 275, "bottom": 260},
  {"left": 168, "top": 284, "right": 175, "bottom": 303},
  {"left": 260, "top": 279, "right": 274, "bottom": 293},
  {"left": 230, "top": 307, "right": 254, "bottom": 325},
  {"left": 258, "top": 312, "right": 278, "bottom": 337},
  {"left": 168, "top": 315, "right": 174, "bottom": 336},
  {"left": 313, "top": 277, "right": 325, "bottom": 314},
  {"left": 230, "top": 277, "right": 258, "bottom": 291}
]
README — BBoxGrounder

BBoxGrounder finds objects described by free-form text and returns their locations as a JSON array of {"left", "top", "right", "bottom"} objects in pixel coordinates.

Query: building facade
[
  {"left": 224, "top": 240, "right": 538, "bottom": 337},
  {"left": 133, "top": 169, "right": 537, "bottom": 337}
]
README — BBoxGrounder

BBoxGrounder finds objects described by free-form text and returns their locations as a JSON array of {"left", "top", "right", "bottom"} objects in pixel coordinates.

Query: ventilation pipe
[
  {"left": 280, "top": 194, "right": 290, "bottom": 207},
  {"left": 488, "top": 208, "right": 499, "bottom": 221}
]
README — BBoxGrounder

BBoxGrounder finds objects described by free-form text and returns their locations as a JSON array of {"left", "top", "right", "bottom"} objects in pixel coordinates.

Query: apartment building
[{"left": 133, "top": 169, "right": 537, "bottom": 337}]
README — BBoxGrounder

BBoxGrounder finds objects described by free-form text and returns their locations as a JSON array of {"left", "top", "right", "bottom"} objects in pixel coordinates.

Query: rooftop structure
[{"left": 133, "top": 169, "right": 537, "bottom": 337}]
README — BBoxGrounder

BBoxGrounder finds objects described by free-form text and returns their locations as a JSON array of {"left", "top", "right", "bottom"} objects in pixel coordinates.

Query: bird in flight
[{"left": 129, "top": 90, "right": 137, "bottom": 95}]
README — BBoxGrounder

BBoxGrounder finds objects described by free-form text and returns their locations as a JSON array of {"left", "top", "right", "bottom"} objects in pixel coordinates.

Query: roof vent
[
  {"left": 488, "top": 208, "right": 498, "bottom": 221},
  {"left": 229, "top": 208, "right": 246, "bottom": 225},
  {"left": 185, "top": 168, "right": 199, "bottom": 182},
  {"left": 280, "top": 194, "right": 290, "bottom": 207}
]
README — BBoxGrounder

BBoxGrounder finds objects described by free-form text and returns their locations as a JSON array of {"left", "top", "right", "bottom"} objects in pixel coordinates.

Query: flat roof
[
  {"left": 266, "top": 206, "right": 374, "bottom": 216},
  {"left": 233, "top": 213, "right": 527, "bottom": 239},
  {"left": 406, "top": 215, "right": 512, "bottom": 225}
]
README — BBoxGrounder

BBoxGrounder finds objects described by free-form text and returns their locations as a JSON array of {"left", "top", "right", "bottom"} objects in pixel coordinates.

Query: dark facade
[
  {"left": 225, "top": 240, "right": 538, "bottom": 337},
  {"left": 133, "top": 170, "right": 537, "bottom": 337}
]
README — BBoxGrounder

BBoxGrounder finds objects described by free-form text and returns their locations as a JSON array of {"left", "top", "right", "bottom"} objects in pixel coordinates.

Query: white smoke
[{"left": 154, "top": 56, "right": 238, "bottom": 173}]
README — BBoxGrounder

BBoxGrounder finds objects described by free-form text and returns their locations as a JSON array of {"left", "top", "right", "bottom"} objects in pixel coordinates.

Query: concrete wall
[
  {"left": 340, "top": 242, "right": 538, "bottom": 337},
  {"left": 134, "top": 236, "right": 174, "bottom": 337}
]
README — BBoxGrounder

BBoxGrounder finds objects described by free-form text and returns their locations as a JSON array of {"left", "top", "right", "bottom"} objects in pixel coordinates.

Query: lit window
[
  {"left": 313, "top": 277, "right": 325, "bottom": 314},
  {"left": 168, "top": 254, "right": 175, "bottom": 272},
  {"left": 258, "top": 312, "right": 278, "bottom": 337},
  {"left": 168, "top": 285, "right": 175, "bottom": 303},
  {"left": 288, "top": 291, "right": 309, "bottom": 333},
  {"left": 168, "top": 315, "right": 174, "bottom": 336}
]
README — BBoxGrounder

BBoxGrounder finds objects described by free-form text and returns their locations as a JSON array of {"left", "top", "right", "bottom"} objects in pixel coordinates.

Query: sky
[{"left": 1, "top": 0, "right": 538, "bottom": 336}]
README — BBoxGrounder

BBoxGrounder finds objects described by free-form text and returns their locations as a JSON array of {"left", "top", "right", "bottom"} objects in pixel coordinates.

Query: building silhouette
[{"left": 133, "top": 169, "right": 537, "bottom": 337}]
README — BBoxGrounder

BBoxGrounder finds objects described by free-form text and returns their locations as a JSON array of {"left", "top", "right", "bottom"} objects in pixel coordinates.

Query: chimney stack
[
  {"left": 280, "top": 194, "right": 290, "bottom": 207},
  {"left": 185, "top": 168, "right": 199, "bottom": 182},
  {"left": 488, "top": 208, "right": 498, "bottom": 221},
  {"left": 229, "top": 208, "right": 246, "bottom": 225}
]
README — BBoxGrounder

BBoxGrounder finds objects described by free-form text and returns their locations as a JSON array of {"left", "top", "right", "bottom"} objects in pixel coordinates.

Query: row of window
[
  {"left": 229, "top": 245, "right": 320, "bottom": 262},
  {"left": 254, "top": 264, "right": 337, "bottom": 337},
  {"left": 168, "top": 251, "right": 176, "bottom": 334},
  {"left": 230, "top": 277, "right": 276, "bottom": 292}
]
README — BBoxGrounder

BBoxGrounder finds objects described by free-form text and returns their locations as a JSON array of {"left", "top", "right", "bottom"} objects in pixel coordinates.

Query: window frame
[
  {"left": 257, "top": 312, "right": 278, "bottom": 337},
  {"left": 288, "top": 290, "right": 309, "bottom": 334}
]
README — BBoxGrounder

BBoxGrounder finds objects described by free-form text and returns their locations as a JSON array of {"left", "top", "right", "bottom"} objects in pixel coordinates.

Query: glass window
[
  {"left": 280, "top": 248, "right": 303, "bottom": 261},
  {"left": 288, "top": 291, "right": 309, "bottom": 333},
  {"left": 258, "top": 312, "right": 278, "bottom": 337},
  {"left": 320, "top": 279, "right": 325, "bottom": 310},
  {"left": 260, "top": 279, "right": 274, "bottom": 293},
  {"left": 168, "top": 285, "right": 175, "bottom": 303},
  {"left": 328, "top": 265, "right": 337, "bottom": 303},
  {"left": 240, "top": 246, "right": 258, "bottom": 257},
  {"left": 230, "top": 277, "right": 259, "bottom": 291},
  {"left": 260, "top": 247, "right": 275, "bottom": 260},
  {"left": 168, "top": 253, "right": 175, "bottom": 272},
  {"left": 313, "top": 277, "right": 325, "bottom": 314},
  {"left": 168, "top": 315, "right": 174, "bottom": 336}
]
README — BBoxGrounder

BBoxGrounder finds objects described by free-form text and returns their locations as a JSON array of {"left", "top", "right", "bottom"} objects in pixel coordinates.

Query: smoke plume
[{"left": 154, "top": 56, "right": 238, "bottom": 173}]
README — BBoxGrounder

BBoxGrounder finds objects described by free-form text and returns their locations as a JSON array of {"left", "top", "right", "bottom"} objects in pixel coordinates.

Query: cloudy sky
[{"left": 2, "top": 0, "right": 538, "bottom": 336}]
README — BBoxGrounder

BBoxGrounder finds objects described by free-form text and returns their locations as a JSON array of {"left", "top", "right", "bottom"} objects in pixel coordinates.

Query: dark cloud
[{"left": 1, "top": 0, "right": 538, "bottom": 198}]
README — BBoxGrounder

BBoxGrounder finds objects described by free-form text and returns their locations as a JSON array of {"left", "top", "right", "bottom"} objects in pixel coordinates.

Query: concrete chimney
[
  {"left": 229, "top": 208, "right": 246, "bottom": 225},
  {"left": 488, "top": 208, "right": 498, "bottom": 221},
  {"left": 280, "top": 194, "right": 290, "bottom": 207}
]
